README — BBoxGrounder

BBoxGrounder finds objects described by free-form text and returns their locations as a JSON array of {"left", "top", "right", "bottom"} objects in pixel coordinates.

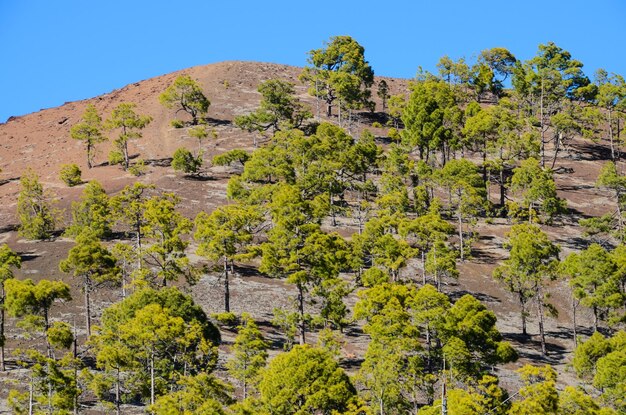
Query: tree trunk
[
  {"left": 150, "top": 351, "right": 155, "bottom": 414},
  {"left": 115, "top": 368, "right": 121, "bottom": 415},
  {"left": 499, "top": 165, "right": 506, "bottom": 210},
  {"left": 87, "top": 142, "right": 93, "bottom": 169},
  {"left": 123, "top": 141, "right": 130, "bottom": 170},
  {"left": 298, "top": 283, "right": 306, "bottom": 345},
  {"left": 422, "top": 251, "right": 426, "bottom": 285},
  {"left": 1, "top": 287, "right": 5, "bottom": 371},
  {"left": 457, "top": 211, "right": 464, "bottom": 261},
  {"left": 609, "top": 109, "right": 615, "bottom": 160},
  {"left": 537, "top": 293, "right": 547, "bottom": 356},
  {"left": 224, "top": 257, "right": 230, "bottom": 312},
  {"left": 29, "top": 375, "right": 33, "bottom": 415},
  {"left": 540, "top": 79, "right": 546, "bottom": 167},
  {"left": 520, "top": 293, "right": 527, "bottom": 335},
  {"left": 593, "top": 305, "right": 598, "bottom": 332},
  {"left": 84, "top": 280, "right": 92, "bottom": 337},
  {"left": 482, "top": 140, "right": 487, "bottom": 183},
  {"left": 572, "top": 294, "right": 578, "bottom": 348}
]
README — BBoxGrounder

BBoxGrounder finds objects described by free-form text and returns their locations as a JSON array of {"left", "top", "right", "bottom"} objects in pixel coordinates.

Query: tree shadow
[
  {"left": 448, "top": 290, "right": 502, "bottom": 304},
  {"left": 204, "top": 117, "right": 232, "bottom": 126},
  {"left": 553, "top": 235, "right": 592, "bottom": 251},
  {"left": 0, "top": 224, "right": 18, "bottom": 233},
  {"left": 232, "top": 264, "right": 259, "bottom": 278},
  {"left": 182, "top": 174, "right": 218, "bottom": 182},
  {"left": 356, "top": 111, "right": 389, "bottom": 125},
  {"left": 17, "top": 251, "right": 40, "bottom": 262},
  {"left": 570, "top": 142, "right": 613, "bottom": 162},
  {"left": 340, "top": 356, "right": 364, "bottom": 370},
  {"left": 470, "top": 247, "right": 501, "bottom": 265},
  {"left": 146, "top": 157, "right": 172, "bottom": 167},
  {"left": 0, "top": 176, "right": 20, "bottom": 186},
  {"left": 501, "top": 331, "right": 569, "bottom": 363}
]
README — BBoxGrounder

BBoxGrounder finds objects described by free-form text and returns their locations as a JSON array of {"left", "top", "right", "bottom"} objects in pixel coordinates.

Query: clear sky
[{"left": 1, "top": 0, "right": 625, "bottom": 122}]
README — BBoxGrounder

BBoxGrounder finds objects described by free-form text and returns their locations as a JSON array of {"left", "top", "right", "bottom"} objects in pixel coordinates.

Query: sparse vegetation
[
  {"left": 59, "top": 163, "right": 81, "bottom": 186},
  {"left": 16, "top": 169, "right": 56, "bottom": 240},
  {"left": 159, "top": 75, "right": 210, "bottom": 125},
  {"left": 3, "top": 38, "right": 626, "bottom": 415},
  {"left": 172, "top": 147, "right": 202, "bottom": 174}
]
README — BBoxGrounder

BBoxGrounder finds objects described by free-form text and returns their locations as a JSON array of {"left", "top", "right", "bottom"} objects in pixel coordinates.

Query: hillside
[{"left": 0, "top": 59, "right": 623, "bottom": 413}]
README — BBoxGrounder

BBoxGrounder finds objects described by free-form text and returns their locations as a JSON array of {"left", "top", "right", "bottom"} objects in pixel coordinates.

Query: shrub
[
  {"left": 108, "top": 150, "right": 124, "bottom": 166},
  {"left": 128, "top": 159, "right": 146, "bottom": 177},
  {"left": 372, "top": 121, "right": 383, "bottom": 128},
  {"left": 211, "top": 312, "right": 238, "bottom": 328},
  {"left": 170, "top": 119, "right": 184, "bottom": 128},
  {"left": 59, "top": 164, "right": 82, "bottom": 187},
  {"left": 172, "top": 147, "right": 202, "bottom": 174},
  {"left": 388, "top": 127, "right": 401, "bottom": 141}
]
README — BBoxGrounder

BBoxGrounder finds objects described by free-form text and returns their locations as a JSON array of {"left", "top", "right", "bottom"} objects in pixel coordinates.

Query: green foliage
[
  {"left": 141, "top": 193, "right": 194, "bottom": 287},
  {"left": 10, "top": 350, "right": 81, "bottom": 415},
  {"left": 572, "top": 331, "right": 611, "bottom": 380},
  {"left": 90, "top": 287, "right": 220, "bottom": 408},
  {"left": 509, "top": 365, "right": 559, "bottom": 415},
  {"left": 195, "top": 203, "right": 263, "bottom": 311},
  {"left": 402, "top": 78, "right": 462, "bottom": 162},
  {"left": 561, "top": 244, "right": 622, "bottom": 330},
  {"left": 494, "top": 224, "right": 559, "bottom": 353},
  {"left": 355, "top": 283, "right": 514, "bottom": 411},
  {"left": 0, "top": 243, "right": 21, "bottom": 284},
  {"left": 435, "top": 158, "right": 486, "bottom": 260},
  {"left": 212, "top": 311, "right": 239, "bottom": 327},
  {"left": 47, "top": 321, "right": 74, "bottom": 350},
  {"left": 377, "top": 79, "right": 390, "bottom": 111},
  {"left": 59, "top": 163, "right": 82, "bottom": 187},
  {"left": 108, "top": 149, "right": 124, "bottom": 166},
  {"left": 300, "top": 35, "right": 374, "bottom": 116},
  {"left": 17, "top": 169, "right": 56, "bottom": 240},
  {"left": 417, "top": 375, "right": 510, "bottom": 415},
  {"left": 476, "top": 47, "right": 517, "bottom": 98},
  {"left": 212, "top": 149, "right": 251, "bottom": 167},
  {"left": 572, "top": 330, "right": 626, "bottom": 411},
  {"left": 65, "top": 180, "right": 112, "bottom": 238},
  {"left": 159, "top": 75, "right": 210, "bottom": 125},
  {"left": 559, "top": 386, "right": 619, "bottom": 415},
  {"left": 110, "top": 182, "right": 155, "bottom": 264},
  {"left": 510, "top": 157, "right": 566, "bottom": 223},
  {"left": 128, "top": 159, "right": 146, "bottom": 176},
  {"left": 5, "top": 278, "right": 71, "bottom": 337},
  {"left": 258, "top": 345, "right": 357, "bottom": 415},
  {"left": 595, "top": 161, "right": 626, "bottom": 241},
  {"left": 70, "top": 103, "right": 106, "bottom": 168},
  {"left": 172, "top": 147, "right": 203, "bottom": 174},
  {"left": 0, "top": 244, "right": 21, "bottom": 365},
  {"left": 104, "top": 102, "right": 152, "bottom": 169},
  {"left": 150, "top": 373, "right": 233, "bottom": 415},
  {"left": 170, "top": 118, "right": 185, "bottom": 128},
  {"left": 226, "top": 313, "right": 269, "bottom": 399},
  {"left": 59, "top": 228, "right": 120, "bottom": 334},
  {"left": 235, "top": 79, "right": 311, "bottom": 133}
]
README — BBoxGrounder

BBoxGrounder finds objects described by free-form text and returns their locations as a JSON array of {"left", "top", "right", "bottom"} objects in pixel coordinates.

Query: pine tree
[
  {"left": 59, "top": 228, "right": 120, "bottom": 335},
  {"left": 70, "top": 104, "right": 106, "bottom": 168},
  {"left": 0, "top": 244, "right": 21, "bottom": 370},
  {"left": 16, "top": 169, "right": 56, "bottom": 240},
  {"left": 226, "top": 313, "right": 268, "bottom": 399}
]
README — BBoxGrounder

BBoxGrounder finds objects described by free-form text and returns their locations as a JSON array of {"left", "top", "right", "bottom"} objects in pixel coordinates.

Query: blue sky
[{"left": 1, "top": 0, "right": 625, "bottom": 122}]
